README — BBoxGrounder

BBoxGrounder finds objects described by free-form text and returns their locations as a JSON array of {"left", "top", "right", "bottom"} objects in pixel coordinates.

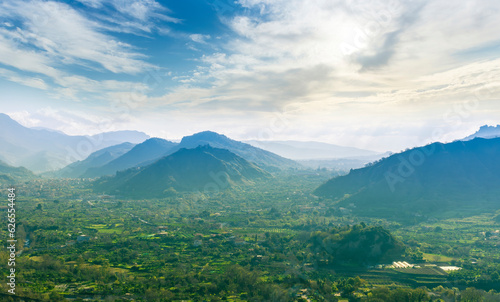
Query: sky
[{"left": 0, "top": 0, "right": 499, "bottom": 152}]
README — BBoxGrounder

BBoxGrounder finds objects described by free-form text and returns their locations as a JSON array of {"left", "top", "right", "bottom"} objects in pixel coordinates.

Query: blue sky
[{"left": 1, "top": 0, "right": 500, "bottom": 152}]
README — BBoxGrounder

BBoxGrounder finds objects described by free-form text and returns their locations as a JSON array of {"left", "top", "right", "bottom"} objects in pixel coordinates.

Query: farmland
[{"left": 0, "top": 175, "right": 499, "bottom": 301}]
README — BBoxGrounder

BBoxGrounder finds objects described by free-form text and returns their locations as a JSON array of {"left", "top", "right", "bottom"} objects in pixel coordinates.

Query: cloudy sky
[{"left": 1, "top": 0, "right": 499, "bottom": 152}]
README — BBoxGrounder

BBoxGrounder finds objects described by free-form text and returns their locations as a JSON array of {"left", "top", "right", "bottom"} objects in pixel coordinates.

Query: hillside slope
[
  {"left": 51, "top": 142, "right": 136, "bottom": 178},
  {"left": 0, "top": 160, "right": 37, "bottom": 185},
  {"left": 168, "top": 131, "right": 300, "bottom": 171},
  {"left": 314, "top": 138, "right": 500, "bottom": 220},
  {"left": 94, "top": 145, "right": 270, "bottom": 197},
  {"left": 83, "top": 138, "right": 177, "bottom": 177}
]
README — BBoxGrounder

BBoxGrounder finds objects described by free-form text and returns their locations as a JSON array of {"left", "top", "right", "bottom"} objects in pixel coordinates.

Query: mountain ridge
[
  {"left": 166, "top": 131, "right": 300, "bottom": 170},
  {"left": 0, "top": 160, "right": 37, "bottom": 185},
  {"left": 83, "top": 138, "right": 178, "bottom": 177},
  {"left": 0, "top": 113, "right": 150, "bottom": 172},
  {"left": 314, "top": 137, "right": 500, "bottom": 220},
  {"left": 49, "top": 142, "right": 136, "bottom": 178},
  {"left": 94, "top": 145, "right": 270, "bottom": 197}
]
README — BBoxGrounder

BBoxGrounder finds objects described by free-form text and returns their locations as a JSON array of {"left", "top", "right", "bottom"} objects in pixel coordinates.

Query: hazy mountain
[
  {"left": 50, "top": 142, "right": 136, "bottom": 178},
  {"left": 463, "top": 125, "right": 500, "bottom": 140},
  {"left": 88, "top": 131, "right": 150, "bottom": 146},
  {"left": 245, "top": 140, "right": 380, "bottom": 160},
  {"left": 83, "top": 138, "right": 178, "bottom": 177},
  {"left": 169, "top": 131, "right": 300, "bottom": 170},
  {"left": 314, "top": 137, "right": 500, "bottom": 220},
  {"left": 0, "top": 160, "right": 37, "bottom": 185},
  {"left": 298, "top": 153, "right": 391, "bottom": 172},
  {"left": 0, "top": 113, "right": 150, "bottom": 172},
  {"left": 94, "top": 145, "right": 270, "bottom": 197}
]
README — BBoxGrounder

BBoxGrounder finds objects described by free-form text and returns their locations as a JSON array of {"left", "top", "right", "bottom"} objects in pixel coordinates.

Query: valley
[
  {"left": 1, "top": 115, "right": 500, "bottom": 301},
  {"left": 1, "top": 170, "right": 499, "bottom": 301}
]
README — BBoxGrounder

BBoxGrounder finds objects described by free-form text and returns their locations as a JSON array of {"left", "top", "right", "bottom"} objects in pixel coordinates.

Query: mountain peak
[
  {"left": 143, "top": 137, "right": 172, "bottom": 144},
  {"left": 181, "top": 131, "right": 229, "bottom": 143},
  {"left": 94, "top": 143, "right": 269, "bottom": 197},
  {"left": 463, "top": 124, "right": 500, "bottom": 141},
  {"left": 174, "top": 131, "right": 299, "bottom": 170}
]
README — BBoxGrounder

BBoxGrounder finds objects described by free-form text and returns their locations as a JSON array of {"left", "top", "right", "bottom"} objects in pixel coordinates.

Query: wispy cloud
[
  {"left": 0, "top": 0, "right": 175, "bottom": 102},
  {"left": 170, "top": 1, "right": 500, "bottom": 110},
  {"left": 1, "top": 0, "right": 500, "bottom": 151},
  {"left": 76, "top": 0, "right": 181, "bottom": 36},
  {"left": 0, "top": 67, "right": 49, "bottom": 90},
  {"left": 190, "top": 34, "right": 211, "bottom": 44},
  {"left": 0, "top": 1, "right": 155, "bottom": 74}
]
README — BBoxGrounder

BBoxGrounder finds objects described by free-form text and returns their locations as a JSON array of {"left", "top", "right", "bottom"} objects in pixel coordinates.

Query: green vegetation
[
  {"left": 0, "top": 160, "right": 37, "bottom": 185},
  {"left": 315, "top": 138, "right": 500, "bottom": 221},
  {"left": 93, "top": 145, "right": 270, "bottom": 197},
  {"left": 1, "top": 171, "right": 499, "bottom": 301}
]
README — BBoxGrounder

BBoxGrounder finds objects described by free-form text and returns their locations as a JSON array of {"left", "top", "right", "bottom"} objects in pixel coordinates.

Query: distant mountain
[
  {"left": 88, "top": 131, "right": 150, "bottom": 147},
  {"left": 0, "top": 113, "right": 150, "bottom": 172},
  {"left": 463, "top": 125, "right": 500, "bottom": 140},
  {"left": 94, "top": 145, "right": 270, "bottom": 198},
  {"left": 49, "top": 142, "right": 136, "bottom": 178},
  {"left": 168, "top": 131, "right": 300, "bottom": 170},
  {"left": 245, "top": 140, "right": 380, "bottom": 160},
  {"left": 83, "top": 138, "right": 178, "bottom": 177},
  {"left": 314, "top": 138, "right": 500, "bottom": 221},
  {"left": 297, "top": 152, "right": 391, "bottom": 172},
  {"left": 0, "top": 160, "right": 37, "bottom": 185}
]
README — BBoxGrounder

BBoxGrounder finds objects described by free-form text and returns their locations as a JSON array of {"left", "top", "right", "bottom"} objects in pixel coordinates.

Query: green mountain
[
  {"left": 49, "top": 142, "right": 136, "bottom": 178},
  {"left": 168, "top": 131, "right": 300, "bottom": 171},
  {"left": 83, "top": 138, "right": 178, "bottom": 177},
  {"left": 314, "top": 137, "right": 500, "bottom": 220},
  {"left": 94, "top": 145, "right": 270, "bottom": 198},
  {"left": 0, "top": 160, "right": 37, "bottom": 185}
]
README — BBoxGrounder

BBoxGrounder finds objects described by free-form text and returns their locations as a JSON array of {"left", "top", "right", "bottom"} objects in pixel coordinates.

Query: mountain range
[
  {"left": 82, "top": 138, "right": 178, "bottom": 178},
  {"left": 314, "top": 137, "right": 500, "bottom": 220},
  {"left": 170, "top": 131, "right": 299, "bottom": 170},
  {"left": 94, "top": 145, "right": 270, "bottom": 197},
  {"left": 0, "top": 113, "right": 149, "bottom": 172},
  {"left": 54, "top": 131, "right": 299, "bottom": 178},
  {"left": 48, "top": 142, "right": 136, "bottom": 178}
]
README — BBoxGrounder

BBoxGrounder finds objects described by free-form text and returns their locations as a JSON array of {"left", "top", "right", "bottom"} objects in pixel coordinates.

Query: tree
[{"left": 461, "top": 287, "right": 485, "bottom": 302}]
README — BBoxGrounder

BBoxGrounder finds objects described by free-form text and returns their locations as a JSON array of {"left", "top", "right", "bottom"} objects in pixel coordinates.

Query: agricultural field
[{"left": 0, "top": 176, "right": 499, "bottom": 301}]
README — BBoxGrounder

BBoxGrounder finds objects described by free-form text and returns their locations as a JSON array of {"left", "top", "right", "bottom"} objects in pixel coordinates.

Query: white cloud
[
  {"left": 76, "top": 0, "right": 180, "bottom": 34},
  {"left": 8, "top": 107, "right": 138, "bottom": 136},
  {"left": 190, "top": 34, "right": 211, "bottom": 44},
  {"left": 127, "top": 0, "right": 500, "bottom": 150},
  {"left": 0, "top": 0, "right": 165, "bottom": 86},
  {"left": 75, "top": 0, "right": 103, "bottom": 8},
  {"left": 0, "top": 67, "right": 49, "bottom": 90},
  {"left": 2, "top": 0, "right": 500, "bottom": 151},
  {"left": 0, "top": 0, "right": 164, "bottom": 101},
  {"left": 193, "top": 0, "right": 500, "bottom": 93},
  {"left": 4, "top": 1, "right": 153, "bottom": 74},
  {"left": 0, "top": 32, "right": 61, "bottom": 79}
]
